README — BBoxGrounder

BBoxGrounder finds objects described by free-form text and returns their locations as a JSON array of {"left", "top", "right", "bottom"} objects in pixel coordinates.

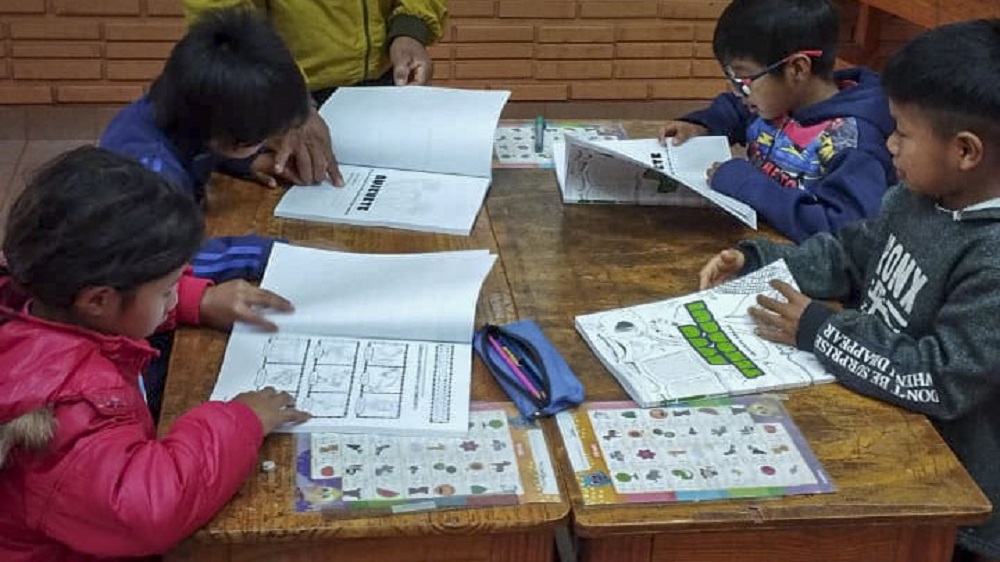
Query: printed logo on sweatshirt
[
  {"left": 746, "top": 117, "right": 858, "bottom": 190},
  {"left": 814, "top": 324, "right": 940, "bottom": 404},
  {"left": 862, "top": 234, "right": 929, "bottom": 331}
]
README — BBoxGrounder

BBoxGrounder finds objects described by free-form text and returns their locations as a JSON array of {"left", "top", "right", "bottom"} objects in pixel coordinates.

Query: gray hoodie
[{"left": 739, "top": 185, "right": 1000, "bottom": 557}]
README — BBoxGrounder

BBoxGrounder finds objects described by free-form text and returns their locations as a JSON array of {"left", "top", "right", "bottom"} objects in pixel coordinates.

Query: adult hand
[
  {"left": 233, "top": 387, "right": 310, "bottom": 434},
  {"left": 390, "top": 36, "right": 433, "bottom": 86},
  {"left": 199, "top": 280, "right": 294, "bottom": 332},
  {"left": 748, "top": 280, "right": 813, "bottom": 347},
  {"left": 658, "top": 121, "right": 708, "bottom": 146},
  {"left": 273, "top": 105, "right": 344, "bottom": 187},
  {"left": 698, "top": 248, "right": 745, "bottom": 290}
]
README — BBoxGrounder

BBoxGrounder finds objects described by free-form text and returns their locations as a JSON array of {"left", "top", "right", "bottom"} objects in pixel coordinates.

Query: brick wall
[{"left": 0, "top": 0, "right": 924, "bottom": 106}]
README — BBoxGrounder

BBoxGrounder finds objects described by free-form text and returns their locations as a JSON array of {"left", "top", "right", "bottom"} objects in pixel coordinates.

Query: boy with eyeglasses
[{"left": 659, "top": 0, "right": 895, "bottom": 242}]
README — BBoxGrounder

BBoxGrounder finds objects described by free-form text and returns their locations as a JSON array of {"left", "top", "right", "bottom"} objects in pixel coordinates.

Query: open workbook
[
  {"left": 275, "top": 86, "right": 511, "bottom": 235},
  {"left": 210, "top": 243, "right": 496, "bottom": 436},
  {"left": 554, "top": 135, "right": 757, "bottom": 229},
  {"left": 575, "top": 260, "right": 833, "bottom": 407}
]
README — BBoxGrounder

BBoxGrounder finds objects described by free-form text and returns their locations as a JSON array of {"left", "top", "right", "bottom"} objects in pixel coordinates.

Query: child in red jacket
[{"left": 0, "top": 146, "right": 310, "bottom": 561}]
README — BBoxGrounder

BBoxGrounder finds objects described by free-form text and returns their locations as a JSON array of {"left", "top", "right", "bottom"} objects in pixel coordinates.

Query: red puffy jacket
[{"left": 0, "top": 275, "right": 264, "bottom": 561}]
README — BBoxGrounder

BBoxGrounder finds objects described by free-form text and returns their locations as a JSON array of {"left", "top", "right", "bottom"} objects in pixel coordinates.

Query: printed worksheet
[
  {"left": 276, "top": 86, "right": 510, "bottom": 235},
  {"left": 557, "top": 397, "right": 834, "bottom": 505},
  {"left": 575, "top": 260, "right": 834, "bottom": 406},
  {"left": 211, "top": 243, "right": 497, "bottom": 436},
  {"left": 556, "top": 135, "right": 757, "bottom": 229},
  {"left": 295, "top": 403, "right": 562, "bottom": 515},
  {"left": 494, "top": 120, "right": 627, "bottom": 168}
]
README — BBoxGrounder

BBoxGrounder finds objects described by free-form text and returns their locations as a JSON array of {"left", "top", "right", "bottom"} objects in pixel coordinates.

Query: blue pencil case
[{"left": 472, "top": 319, "right": 585, "bottom": 419}]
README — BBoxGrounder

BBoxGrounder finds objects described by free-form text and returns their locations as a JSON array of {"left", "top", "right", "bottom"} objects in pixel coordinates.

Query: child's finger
[
  {"left": 282, "top": 409, "right": 312, "bottom": 425},
  {"left": 237, "top": 307, "right": 280, "bottom": 332},
  {"left": 252, "top": 288, "right": 294, "bottom": 312}
]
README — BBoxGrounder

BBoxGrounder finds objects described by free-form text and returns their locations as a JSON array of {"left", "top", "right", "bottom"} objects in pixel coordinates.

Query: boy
[
  {"left": 101, "top": 7, "right": 312, "bottom": 285},
  {"left": 0, "top": 147, "right": 309, "bottom": 561},
  {"left": 700, "top": 20, "right": 1000, "bottom": 561},
  {"left": 660, "top": 0, "right": 895, "bottom": 242}
]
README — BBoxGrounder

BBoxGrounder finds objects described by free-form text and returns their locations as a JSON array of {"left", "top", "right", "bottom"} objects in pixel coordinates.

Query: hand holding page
[
  {"left": 275, "top": 86, "right": 510, "bottom": 235},
  {"left": 555, "top": 135, "right": 757, "bottom": 229},
  {"left": 211, "top": 243, "right": 497, "bottom": 436}
]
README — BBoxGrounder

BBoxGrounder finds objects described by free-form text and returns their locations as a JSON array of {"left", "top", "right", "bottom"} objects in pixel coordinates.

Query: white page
[
  {"left": 575, "top": 260, "right": 834, "bottom": 407},
  {"left": 254, "top": 244, "right": 495, "bottom": 343},
  {"left": 210, "top": 244, "right": 496, "bottom": 436},
  {"left": 321, "top": 86, "right": 511, "bottom": 178},
  {"left": 561, "top": 135, "right": 758, "bottom": 229},
  {"left": 275, "top": 165, "right": 491, "bottom": 235}
]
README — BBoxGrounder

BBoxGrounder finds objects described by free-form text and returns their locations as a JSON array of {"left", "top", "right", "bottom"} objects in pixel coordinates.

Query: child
[
  {"left": 100, "top": 7, "right": 313, "bottom": 285},
  {"left": 660, "top": 0, "right": 895, "bottom": 242},
  {"left": 0, "top": 147, "right": 310, "bottom": 561},
  {"left": 700, "top": 20, "right": 1000, "bottom": 562}
]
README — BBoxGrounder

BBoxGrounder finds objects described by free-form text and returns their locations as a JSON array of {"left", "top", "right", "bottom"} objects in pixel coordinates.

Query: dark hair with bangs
[
  {"left": 712, "top": 0, "right": 839, "bottom": 78},
  {"left": 149, "top": 7, "right": 310, "bottom": 148},
  {"left": 2, "top": 146, "right": 204, "bottom": 309},
  {"left": 881, "top": 19, "right": 1000, "bottom": 146}
]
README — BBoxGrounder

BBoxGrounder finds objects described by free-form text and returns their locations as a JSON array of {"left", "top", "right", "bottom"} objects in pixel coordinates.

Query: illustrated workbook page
[
  {"left": 275, "top": 86, "right": 510, "bottom": 235},
  {"left": 575, "top": 260, "right": 834, "bottom": 407},
  {"left": 556, "top": 398, "right": 834, "bottom": 505},
  {"left": 557, "top": 135, "right": 757, "bottom": 229},
  {"left": 211, "top": 243, "right": 497, "bottom": 436}
]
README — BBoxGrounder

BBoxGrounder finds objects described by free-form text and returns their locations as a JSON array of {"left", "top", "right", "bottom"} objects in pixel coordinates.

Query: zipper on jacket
[{"left": 360, "top": 0, "right": 371, "bottom": 81}]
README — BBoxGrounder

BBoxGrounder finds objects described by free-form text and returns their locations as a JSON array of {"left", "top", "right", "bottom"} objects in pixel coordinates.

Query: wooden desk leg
[
  {"left": 166, "top": 529, "right": 558, "bottom": 562},
  {"left": 579, "top": 525, "right": 958, "bottom": 562}
]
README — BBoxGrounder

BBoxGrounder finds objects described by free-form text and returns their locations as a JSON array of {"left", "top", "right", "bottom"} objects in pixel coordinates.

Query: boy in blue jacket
[
  {"left": 659, "top": 0, "right": 895, "bottom": 242},
  {"left": 101, "top": 7, "right": 312, "bottom": 285}
]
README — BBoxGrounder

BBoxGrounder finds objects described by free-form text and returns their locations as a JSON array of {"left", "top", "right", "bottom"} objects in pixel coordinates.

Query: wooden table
[
  {"left": 160, "top": 177, "right": 570, "bottom": 562},
  {"left": 162, "top": 121, "right": 990, "bottom": 562}
]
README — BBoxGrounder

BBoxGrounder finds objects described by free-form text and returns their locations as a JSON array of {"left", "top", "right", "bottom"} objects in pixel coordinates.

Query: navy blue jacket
[
  {"left": 100, "top": 96, "right": 276, "bottom": 283},
  {"left": 682, "top": 68, "right": 896, "bottom": 242}
]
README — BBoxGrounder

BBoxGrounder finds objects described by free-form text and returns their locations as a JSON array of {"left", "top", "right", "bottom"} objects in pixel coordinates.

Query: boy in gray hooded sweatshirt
[{"left": 699, "top": 19, "right": 1000, "bottom": 562}]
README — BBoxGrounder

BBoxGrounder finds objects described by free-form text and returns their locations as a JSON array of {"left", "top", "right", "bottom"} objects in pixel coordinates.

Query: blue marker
[{"left": 534, "top": 116, "right": 545, "bottom": 154}]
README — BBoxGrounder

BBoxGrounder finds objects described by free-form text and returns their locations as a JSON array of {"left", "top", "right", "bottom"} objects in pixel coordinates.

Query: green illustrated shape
[{"left": 677, "top": 300, "right": 762, "bottom": 379}]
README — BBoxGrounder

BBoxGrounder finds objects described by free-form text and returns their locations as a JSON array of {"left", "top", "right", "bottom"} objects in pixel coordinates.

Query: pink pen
[{"left": 486, "top": 333, "right": 543, "bottom": 400}]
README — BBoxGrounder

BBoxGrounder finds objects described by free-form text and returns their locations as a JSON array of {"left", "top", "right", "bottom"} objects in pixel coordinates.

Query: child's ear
[
  {"left": 72, "top": 286, "right": 123, "bottom": 323},
  {"left": 785, "top": 54, "right": 813, "bottom": 81},
  {"left": 953, "top": 131, "right": 984, "bottom": 172}
]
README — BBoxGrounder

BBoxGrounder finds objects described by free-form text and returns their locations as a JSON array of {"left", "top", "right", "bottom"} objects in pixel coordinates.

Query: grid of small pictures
[{"left": 556, "top": 396, "right": 834, "bottom": 505}]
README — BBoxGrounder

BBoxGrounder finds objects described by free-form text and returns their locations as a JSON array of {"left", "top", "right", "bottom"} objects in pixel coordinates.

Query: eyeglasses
[{"left": 724, "top": 50, "right": 824, "bottom": 97}]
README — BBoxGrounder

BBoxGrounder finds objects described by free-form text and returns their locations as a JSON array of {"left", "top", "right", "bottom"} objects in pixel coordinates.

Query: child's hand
[
  {"left": 249, "top": 151, "right": 281, "bottom": 189},
  {"left": 748, "top": 280, "right": 813, "bottom": 347},
  {"left": 233, "top": 386, "right": 310, "bottom": 434},
  {"left": 706, "top": 161, "right": 722, "bottom": 184},
  {"left": 658, "top": 121, "right": 708, "bottom": 146},
  {"left": 699, "top": 249, "right": 745, "bottom": 289},
  {"left": 199, "top": 280, "right": 294, "bottom": 332}
]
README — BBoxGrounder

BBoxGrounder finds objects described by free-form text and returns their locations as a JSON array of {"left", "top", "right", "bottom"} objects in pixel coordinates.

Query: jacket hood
[
  {"left": 0, "top": 277, "right": 157, "bottom": 427},
  {"left": 794, "top": 67, "right": 895, "bottom": 138}
]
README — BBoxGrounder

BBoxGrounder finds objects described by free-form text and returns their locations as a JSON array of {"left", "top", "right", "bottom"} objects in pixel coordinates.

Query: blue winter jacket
[
  {"left": 100, "top": 96, "right": 277, "bottom": 283},
  {"left": 682, "top": 67, "right": 896, "bottom": 242}
]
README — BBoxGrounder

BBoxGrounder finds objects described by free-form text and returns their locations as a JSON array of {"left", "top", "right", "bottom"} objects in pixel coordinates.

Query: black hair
[
  {"left": 882, "top": 19, "right": 1000, "bottom": 145},
  {"left": 2, "top": 146, "right": 205, "bottom": 309},
  {"left": 149, "top": 7, "right": 311, "bottom": 148},
  {"left": 712, "top": 0, "right": 839, "bottom": 78}
]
